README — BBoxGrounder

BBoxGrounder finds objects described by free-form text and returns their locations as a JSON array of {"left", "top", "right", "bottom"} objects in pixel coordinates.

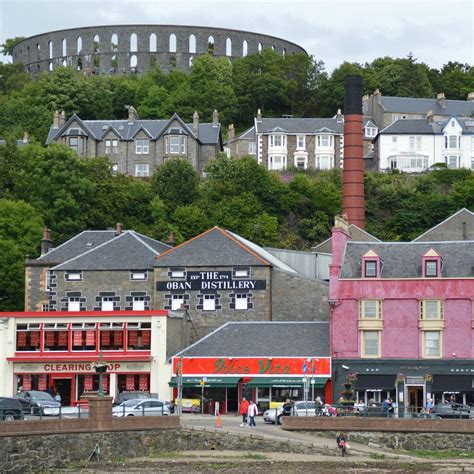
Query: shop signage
[
  {"left": 84, "top": 374, "right": 93, "bottom": 391},
  {"left": 142, "top": 331, "right": 150, "bottom": 346},
  {"left": 73, "top": 331, "right": 82, "bottom": 346},
  {"left": 22, "top": 374, "right": 32, "bottom": 391},
  {"left": 114, "top": 331, "right": 123, "bottom": 346},
  {"left": 45, "top": 332, "right": 55, "bottom": 347},
  {"left": 85, "top": 330, "right": 95, "bottom": 346},
  {"left": 38, "top": 374, "right": 47, "bottom": 391},
  {"left": 157, "top": 271, "right": 266, "bottom": 292},
  {"left": 58, "top": 331, "right": 68, "bottom": 346},
  {"left": 101, "top": 330, "right": 110, "bottom": 346},
  {"left": 30, "top": 332, "right": 40, "bottom": 347},
  {"left": 172, "top": 357, "right": 331, "bottom": 377},
  {"left": 14, "top": 362, "right": 151, "bottom": 373},
  {"left": 128, "top": 331, "right": 138, "bottom": 346},
  {"left": 139, "top": 374, "right": 148, "bottom": 391},
  {"left": 17, "top": 332, "right": 27, "bottom": 347},
  {"left": 126, "top": 374, "right": 135, "bottom": 390}
]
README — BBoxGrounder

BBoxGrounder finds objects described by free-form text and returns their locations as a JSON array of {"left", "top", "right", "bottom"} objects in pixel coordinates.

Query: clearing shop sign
[
  {"left": 156, "top": 271, "right": 266, "bottom": 292},
  {"left": 172, "top": 357, "right": 331, "bottom": 377}
]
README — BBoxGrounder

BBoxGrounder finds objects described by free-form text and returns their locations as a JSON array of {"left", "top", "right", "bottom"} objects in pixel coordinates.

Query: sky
[{"left": 0, "top": 0, "right": 473, "bottom": 72}]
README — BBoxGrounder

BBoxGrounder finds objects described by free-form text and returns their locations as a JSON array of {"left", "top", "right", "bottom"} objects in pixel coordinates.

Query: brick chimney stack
[
  {"left": 193, "top": 111, "right": 200, "bottom": 137},
  {"left": 114, "top": 223, "right": 123, "bottom": 236},
  {"left": 125, "top": 105, "right": 139, "bottom": 123},
  {"left": 426, "top": 110, "right": 434, "bottom": 123},
  {"left": 256, "top": 109, "right": 262, "bottom": 120},
  {"left": 342, "top": 75, "right": 365, "bottom": 229},
  {"left": 467, "top": 92, "right": 474, "bottom": 102},
  {"left": 228, "top": 124, "right": 235, "bottom": 141},
  {"left": 41, "top": 226, "right": 53, "bottom": 256},
  {"left": 53, "top": 111, "right": 60, "bottom": 128},
  {"left": 212, "top": 109, "right": 219, "bottom": 126},
  {"left": 436, "top": 92, "right": 446, "bottom": 108},
  {"left": 167, "top": 232, "right": 176, "bottom": 247}
]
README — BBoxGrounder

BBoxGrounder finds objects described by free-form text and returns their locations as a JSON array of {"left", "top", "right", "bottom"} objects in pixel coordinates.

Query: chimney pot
[
  {"left": 53, "top": 110, "right": 60, "bottom": 128},
  {"left": 41, "top": 226, "right": 53, "bottom": 256},
  {"left": 436, "top": 92, "right": 446, "bottom": 108},
  {"left": 167, "top": 232, "right": 176, "bottom": 247},
  {"left": 467, "top": 92, "right": 474, "bottom": 102},
  {"left": 426, "top": 109, "right": 434, "bottom": 123},
  {"left": 256, "top": 109, "right": 262, "bottom": 120},
  {"left": 125, "top": 105, "right": 139, "bottom": 123},
  {"left": 115, "top": 223, "right": 123, "bottom": 236}
]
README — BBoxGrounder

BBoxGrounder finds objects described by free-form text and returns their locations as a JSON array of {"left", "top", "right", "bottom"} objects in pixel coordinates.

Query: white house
[{"left": 375, "top": 115, "right": 474, "bottom": 172}]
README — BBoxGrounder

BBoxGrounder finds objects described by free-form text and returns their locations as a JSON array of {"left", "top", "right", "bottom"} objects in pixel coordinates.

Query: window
[
  {"left": 71, "top": 323, "right": 96, "bottom": 351},
  {"left": 297, "top": 135, "right": 305, "bottom": 149},
  {"left": 135, "top": 163, "right": 149, "bottom": 177},
  {"left": 68, "top": 137, "right": 83, "bottom": 154},
  {"left": 233, "top": 267, "right": 249, "bottom": 278},
  {"left": 65, "top": 271, "right": 82, "bottom": 281},
  {"left": 269, "top": 155, "right": 286, "bottom": 170},
  {"left": 391, "top": 136, "right": 398, "bottom": 150},
  {"left": 248, "top": 142, "right": 256, "bottom": 155},
  {"left": 99, "top": 323, "right": 124, "bottom": 350},
  {"left": 420, "top": 300, "right": 443, "bottom": 320},
  {"left": 130, "top": 271, "right": 147, "bottom": 281},
  {"left": 295, "top": 156, "right": 307, "bottom": 169},
  {"left": 45, "top": 271, "right": 52, "bottom": 291},
  {"left": 235, "top": 294, "right": 248, "bottom": 310},
  {"left": 423, "top": 331, "right": 441, "bottom": 358},
  {"left": 203, "top": 294, "right": 216, "bottom": 311},
  {"left": 135, "top": 139, "right": 149, "bottom": 154},
  {"left": 105, "top": 139, "right": 118, "bottom": 154},
  {"left": 364, "top": 260, "right": 377, "bottom": 277},
  {"left": 101, "top": 297, "right": 115, "bottom": 311},
  {"left": 360, "top": 300, "right": 382, "bottom": 319},
  {"left": 269, "top": 135, "right": 285, "bottom": 148},
  {"left": 425, "top": 260, "right": 438, "bottom": 277},
  {"left": 416, "top": 137, "right": 422, "bottom": 149},
  {"left": 316, "top": 155, "right": 332, "bottom": 170},
  {"left": 16, "top": 324, "right": 41, "bottom": 352},
  {"left": 365, "top": 127, "right": 377, "bottom": 138},
  {"left": 132, "top": 297, "right": 145, "bottom": 311},
  {"left": 409, "top": 136, "right": 415, "bottom": 150},
  {"left": 68, "top": 298, "right": 81, "bottom": 311},
  {"left": 127, "top": 322, "right": 151, "bottom": 350},
  {"left": 170, "top": 269, "right": 186, "bottom": 278},
  {"left": 446, "top": 135, "right": 458, "bottom": 149},
  {"left": 112, "top": 163, "right": 118, "bottom": 175},
  {"left": 171, "top": 294, "right": 184, "bottom": 310},
  {"left": 166, "top": 135, "right": 186, "bottom": 154},
  {"left": 447, "top": 156, "right": 459, "bottom": 169},
  {"left": 317, "top": 134, "right": 333, "bottom": 147},
  {"left": 362, "top": 331, "right": 380, "bottom": 357},
  {"left": 44, "top": 323, "right": 69, "bottom": 351}
]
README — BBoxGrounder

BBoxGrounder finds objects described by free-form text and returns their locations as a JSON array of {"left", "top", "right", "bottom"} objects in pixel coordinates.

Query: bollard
[{"left": 274, "top": 407, "right": 278, "bottom": 426}]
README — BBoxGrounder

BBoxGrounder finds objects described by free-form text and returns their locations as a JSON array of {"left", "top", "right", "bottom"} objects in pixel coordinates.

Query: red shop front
[{"left": 170, "top": 357, "right": 332, "bottom": 414}]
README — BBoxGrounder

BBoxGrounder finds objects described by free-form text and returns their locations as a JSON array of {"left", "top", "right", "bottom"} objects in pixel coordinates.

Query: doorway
[
  {"left": 407, "top": 386, "right": 424, "bottom": 413},
  {"left": 53, "top": 378, "right": 72, "bottom": 406},
  {"left": 227, "top": 387, "right": 238, "bottom": 412}
]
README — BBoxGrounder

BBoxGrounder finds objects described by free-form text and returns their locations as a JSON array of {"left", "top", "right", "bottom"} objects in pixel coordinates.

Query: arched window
[
  {"left": 77, "top": 37, "right": 82, "bottom": 54},
  {"left": 169, "top": 34, "right": 177, "bottom": 53},
  {"left": 130, "top": 54, "right": 138, "bottom": 68},
  {"left": 282, "top": 48, "right": 286, "bottom": 57},
  {"left": 36, "top": 43, "right": 41, "bottom": 59},
  {"left": 111, "top": 54, "right": 118, "bottom": 68},
  {"left": 49, "top": 62, "right": 53, "bottom": 71},
  {"left": 93, "top": 35, "right": 100, "bottom": 53},
  {"left": 48, "top": 40, "right": 53, "bottom": 59},
  {"left": 242, "top": 40, "right": 248, "bottom": 57},
  {"left": 130, "top": 33, "right": 137, "bottom": 52},
  {"left": 189, "top": 34, "right": 196, "bottom": 53},
  {"left": 258, "top": 42, "right": 263, "bottom": 53},
  {"left": 62, "top": 59, "right": 67, "bottom": 67},
  {"left": 149, "top": 33, "right": 157, "bottom": 52},
  {"left": 77, "top": 57, "right": 83, "bottom": 70},
  {"left": 225, "top": 38, "right": 232, "bottom": 56},
  {"left": 111, "top": 34, "right": 118, "bottom": 52},
  {"left": 62, "top": 38, "right": 67, "bottom": 56},
  {"left": 208, "top": 36, "right": 215, "bottom": 55},
  {"left": 271, "top": 44, "right": 276, "bottom": 51},
  {"left": 189, "top": 56, "right": 193, "bottom": 67}
]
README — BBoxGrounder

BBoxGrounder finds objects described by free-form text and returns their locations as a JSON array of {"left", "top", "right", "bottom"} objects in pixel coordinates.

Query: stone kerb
[{"left": 282, "top": 416, "right": 474, "bottom": 434}]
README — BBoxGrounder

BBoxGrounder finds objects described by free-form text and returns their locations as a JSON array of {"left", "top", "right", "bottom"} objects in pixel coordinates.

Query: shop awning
[
  {"left": 169, "top": 376, "right": 240, "bottom": 388},
  {"left": 245, "top": 377, "right": 328, "bottom": 388}
]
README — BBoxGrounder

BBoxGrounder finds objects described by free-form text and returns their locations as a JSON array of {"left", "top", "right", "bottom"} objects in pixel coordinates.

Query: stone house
[{"left": 46, "top": 108, "right": 223, "bottom": 175}]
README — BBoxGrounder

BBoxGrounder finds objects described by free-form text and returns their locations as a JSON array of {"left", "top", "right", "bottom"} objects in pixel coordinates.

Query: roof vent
[
  {"left": 102, "top": 125, "right": 108, "bottom": 130},
  {"left": 86, "top": 242, "right": 93, "bottom": 247},
  {"left": 118, "top": 125, "right": 125, "bottom": 130}
]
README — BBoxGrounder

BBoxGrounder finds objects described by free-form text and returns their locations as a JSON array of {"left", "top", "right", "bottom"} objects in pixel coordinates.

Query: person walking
[
  {"left": 247, "top": 400, "right": 258, "bottom": 428},
  {"left": 239, "top": 397, "right": 249, "bottom": 426}
]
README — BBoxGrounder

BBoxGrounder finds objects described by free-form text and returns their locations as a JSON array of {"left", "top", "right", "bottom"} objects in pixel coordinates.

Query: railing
[{"left": 0, "top": 405, "right": 88, "bottom": 421}]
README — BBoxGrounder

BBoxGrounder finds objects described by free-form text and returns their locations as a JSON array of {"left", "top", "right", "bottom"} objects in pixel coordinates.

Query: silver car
[
  {"left": 112, "top": 398, "right": 170, "bottom": 417},
  {"left": 263, "top": 406, "right": 283, "bottom": 423}
]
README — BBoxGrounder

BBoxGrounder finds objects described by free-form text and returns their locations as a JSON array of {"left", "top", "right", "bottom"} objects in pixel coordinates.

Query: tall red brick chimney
[{"left": 342, "top": 75, "right": 365, "bottom": 229}]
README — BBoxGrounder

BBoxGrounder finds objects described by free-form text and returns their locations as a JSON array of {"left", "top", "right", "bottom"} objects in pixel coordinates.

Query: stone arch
[
  {"left": 189, "top": 34, "right": 196, "bottom": 54},
  {"left": 77, "top": 37, "right": 82, "bottom": 54},
  {"left": 49, "top": 61, "right": 53, "bottom": 71},
  {"left": 111, "top": 33, "right": 118, "bottom": 52},
  {"left": 130, "top": 33, "right": 137, "bottom": 52},
  {"left": 208, "top": 36, "right": 215, "bottom": 55},
  {"left": 169, "top": 34, "right": 177, "bottom": 53},
  {"left": 36, "top": 43, "right": 41, "bottom": 59},
  {"left": 77, "top": 57, "right": 83, "bottom": 70},
  {"left": 130, "top": 54, "right": 138, "bottom": 69},
  {"left": 282, "top": 47, "right": 286, "bottom": 57},
  {"left": 62, "top": 38, "right": 67, "bottom": 56},
  {"left": 271, "top": 44, "right": 276, "bottom": 51},
  {"left": 225, "top": 37, "right": 232, "bottom": 56},
  {"left": 93, "top": 34, "right": 100, "bottom": 53},
  {"left": 189, "top": 56, "right": 193, "bottom": 68},
  {"left": 48, "top": 40, "right": 53, "bottom": 59},
  {"left": 150, "top": 33, "right": 157, "bottom": 52},
  {"left": 62, "top": 59, "right": 67, "bottom": 67},
  {"left": 242, "top": 39, "right": 248, "bottom": 57},
  {"left": 258, "top": 42, "right": 263, "bottom": 53}
]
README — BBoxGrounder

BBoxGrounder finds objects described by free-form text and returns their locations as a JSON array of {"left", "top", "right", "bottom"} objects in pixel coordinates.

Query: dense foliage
[{"left": 1, "top": 52, "right": 473, "bottom": 142}]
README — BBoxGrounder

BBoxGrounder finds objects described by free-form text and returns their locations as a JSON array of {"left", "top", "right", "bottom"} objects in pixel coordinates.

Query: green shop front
[{"left": 170, "top": 356, "right": 332, "bottom": 413}]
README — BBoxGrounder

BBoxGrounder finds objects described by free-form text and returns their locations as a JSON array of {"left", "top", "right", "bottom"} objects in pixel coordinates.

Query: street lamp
[{"left": 94, "top": 351, "right": 108, "bottom": 398}]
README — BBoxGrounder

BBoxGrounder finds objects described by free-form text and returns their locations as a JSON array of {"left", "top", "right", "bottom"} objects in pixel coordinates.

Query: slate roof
[
  {"left": 35, "top": 230, "right": 117, "bottom": 264},
  {"left": 49, "top": 231, "right": 170, "bottom": 271},
  {"left": 154, "top": 227, "right": 296, "bottom": 272},
  {"left": 340, "top": 241, "right": 474, "bottom": 278},
  {"left": 380, "top": 96, "right": 474, "bottom": 117},
  {"left": 173, "top": 321, "right": 329, "bottom": 357},
  {"left": 46, "top": 113, "right": 221, "bottom": 145},
  {"left": 379, "top": 117, "right": 474, "bottom": 135},
  {"left": 312, "top": 225, "right": 380, "bottom": 254}
]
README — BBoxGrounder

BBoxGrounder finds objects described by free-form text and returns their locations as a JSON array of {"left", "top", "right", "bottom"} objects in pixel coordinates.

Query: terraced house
[{"left": 46, "top": 107, "right": 223, "bottom": 175}]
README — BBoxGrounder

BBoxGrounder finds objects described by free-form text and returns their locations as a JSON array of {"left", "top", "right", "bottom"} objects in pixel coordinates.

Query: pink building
[{"left": 329, "top": 211, "right": 474, "bottom": 411}]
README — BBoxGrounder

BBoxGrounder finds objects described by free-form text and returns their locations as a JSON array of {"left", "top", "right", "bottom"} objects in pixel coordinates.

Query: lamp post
[{"left": 95, "top": 351, "right": 107, "bottom": 398}]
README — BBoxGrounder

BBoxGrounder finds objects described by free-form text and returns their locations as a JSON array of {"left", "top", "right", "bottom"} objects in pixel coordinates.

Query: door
[
  {"left": 52, "top": 378, "right": 72, "bottom": 406},
  {"left": 227, "top": 387, "right": 238, "bottom": 412},
  {"left": 407, "top": 386, "right": 424, "bottom": 414}
]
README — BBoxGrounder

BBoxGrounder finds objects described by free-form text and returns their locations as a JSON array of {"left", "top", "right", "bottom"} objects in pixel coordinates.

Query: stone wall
[
  {"left": 12, "top": 25, "right": 306, "bottom": 76},
  {"left": 271, "top": 269, "right": 329, "bottom": 321}
]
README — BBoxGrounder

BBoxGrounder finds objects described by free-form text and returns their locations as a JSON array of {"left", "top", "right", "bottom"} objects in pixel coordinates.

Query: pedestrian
[
  {"left": 382, "top": 397, "right": 392, "bottom": 417},
  {"left": 247, "top": 400, "right": 258, "bottom": 428},
  {"left": 426, "top": 398, "right": 434, "bottom": 412},
  {"left": 54, "top": 392, "right": 62, "bottom": 404},
  {"left": 239, "top": 397, "right": 249, "bottom": 426}
]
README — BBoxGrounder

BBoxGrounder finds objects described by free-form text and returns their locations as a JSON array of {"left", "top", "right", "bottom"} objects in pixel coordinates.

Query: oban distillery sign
[{"left": 156, "top": 271, "right": 266, "bottom": 291}]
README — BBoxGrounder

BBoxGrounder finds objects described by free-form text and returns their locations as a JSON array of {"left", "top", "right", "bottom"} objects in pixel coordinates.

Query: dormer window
[
  {"left": 422, "top": 249, "right": 441, "bottom": 278},
  {"left": 269, "top": 134, "right": 286, "bottom": 148},
  {"left": 361, "top": 250, "right": 380, "bottom": 278},
  {"left": 365, "top": 127, "right": 377, "bottom": 138},
  {"left": 165, "top": 135, "right": 186, "bottom": 155}
]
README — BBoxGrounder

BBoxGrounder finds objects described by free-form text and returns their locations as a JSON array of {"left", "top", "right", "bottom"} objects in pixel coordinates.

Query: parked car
[
  {"left": 15, "top": 391, "right": 61, "bottom": 415},
  {"left": 433, "top": 402, "right": 472, "bottom": 419},
  {"left": 263, "top": 406, "right": 283, "bottom": 423},
  {"left": 0, "top": 397, "right": 24, "bottom": 421},
  {"left": 112, "top": 398, "right": 171, "bottom": 417},
  {"left": 113, "top": 391, "right": 151, "bottom": 406},
  {"left": 263, "top": 401, "right": 319, "bottom": 424}
]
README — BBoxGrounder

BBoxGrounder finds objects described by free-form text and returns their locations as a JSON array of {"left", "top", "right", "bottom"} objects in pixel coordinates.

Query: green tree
[{"left": 0, "top": 37, "right": 25, "bottom": 56}]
